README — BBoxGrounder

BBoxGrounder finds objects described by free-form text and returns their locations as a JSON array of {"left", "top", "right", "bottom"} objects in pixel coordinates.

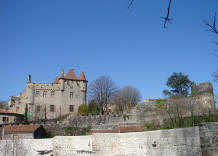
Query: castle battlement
[
  {"left": 31, "top": 82, "right": 61, "bottom": 90},
  {"left": 191, "top": 82, "right": 214, "bottom": 96},
  {"left": 8, "top": 68, "right": 88, "bottom": 120}
]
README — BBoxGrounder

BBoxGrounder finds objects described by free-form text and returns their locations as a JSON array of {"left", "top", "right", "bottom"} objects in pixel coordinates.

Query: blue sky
[{"left": 0, "top": 0, "right": 217, "bottom": 104}]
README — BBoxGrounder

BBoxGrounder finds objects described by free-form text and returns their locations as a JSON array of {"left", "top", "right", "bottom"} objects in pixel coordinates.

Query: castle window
[
  {"left": 36, "top": 105, "right": 41, "bottom": 112},
  {"left": 2, "top": 117, "right": 8, "bottom": 123},
  {"left": 70, "top": 92, "right": 74, "bottom": 98},
  {"left": 43, "top": 91, "right": 47, "bottom": 97},
  {"left": 35, "top": 90, "right": 40, "bottom": 97},
  {"left": 51, "top": 90, "right": 55, "bottom": 97},
  {"left": 50, "top": 105, "right": 55, "bottom": 112},
  {"left": 69, "top": 105, "right": 74, "bottom": 112}
]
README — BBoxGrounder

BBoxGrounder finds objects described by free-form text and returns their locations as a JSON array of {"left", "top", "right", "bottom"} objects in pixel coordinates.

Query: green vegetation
[
  {"left": 154, "top": 99, "right": 167, "bottom": 109},
  {"left": 78, "top": 102, "right": 100, "bottom": 116},
  {"left": 123, "top": 114, "right": 129, "bottom": 121},
  {"left": 163, "top": 72, "right": 193, "bottom": 97},
  {"left": 55, "top": 114, "right": 69, "bottom": 122},
  {"left": 191, "top": 90, "right": 197, "bottom": 97},
  {"left": 23, "top": 104, "right": 29, "bottom": 124},
  {"left": 143, "top": 114, "right": 218, "bottom": 131},
  {"left": 88, "top": 100, "right": 100, "bottom": 115},
  {"left": 44, "top": 129, "right": 53, "bottom": 138},
  {"left": 0, "top": 100, "right": 7, "bottom": 109},
  {"left": 63, "top": 126, "right": 91, "bottom": 136},
  {"left": 78, "top": 104, "right": 88, "bottom": 116}
]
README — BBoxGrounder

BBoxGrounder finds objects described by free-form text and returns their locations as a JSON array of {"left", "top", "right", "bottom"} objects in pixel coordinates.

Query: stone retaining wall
[{"left": 1, "top": 122, "right": 218, "bottom": 156}]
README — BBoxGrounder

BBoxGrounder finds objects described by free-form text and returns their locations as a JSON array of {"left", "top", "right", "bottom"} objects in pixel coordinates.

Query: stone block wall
[
  {"left": 42, "top": 122, "right": 66, "bottom": 136},
  {"left": 0, "top": 123, "right": 218, "bottom": 156},
  {"left": 199, "top": 122, "right": 218, "bottom": 156},
  {"left": 69, "top": 112, "right": 138, "bottom": 129},
  {"left": 92, "top": 127, "right": 201, "bottom": 156},
  {"left": 0, "top": 138, "right": 53, "bottom": 156}
]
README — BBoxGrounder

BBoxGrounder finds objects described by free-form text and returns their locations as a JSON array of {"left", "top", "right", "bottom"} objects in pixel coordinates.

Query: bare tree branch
[
  {"left": 113, "top": 86, "right": 141, "bottom": 112},
  {"left": 128, "top": 0, "right": 134, "bottom": 9},
  {"left": 162, "top": 0, "right": 173, "bottom": 28},
  {"left": 204, "top": 12, "right": 218, "bottom": 52},
  {"left": 128, "top": 0, "right": 173, "bottom": 28},
  {"left": 212, "top": 71, "right": 218, "bottom": 82},
  {"left": 204, "top": 12, "right": 218, "bottom": 34}
]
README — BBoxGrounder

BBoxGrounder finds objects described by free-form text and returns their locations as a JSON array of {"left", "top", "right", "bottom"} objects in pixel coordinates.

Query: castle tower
[
  {"left": 26, "top": 75, "right": 34, "bottom": 104},
  {"left": 25, "top": 75, "right": 35, "bottom": 120},
  {"left": 60, "top": 69, "right": 65, "bottom": 91},
  {"left": 191, "top": 82, "right": 216, "bottom": 114},
  {"left": 79, "top": 71, "right": 88, "bottom": 104}
]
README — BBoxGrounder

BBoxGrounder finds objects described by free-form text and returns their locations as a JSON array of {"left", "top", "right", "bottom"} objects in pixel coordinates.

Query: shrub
[
  {"left": 63, "top": 126, "right": 91, "bottom": 136},
  {"left": 78, "top": 104, "right": 88, "bottom": 116},
  {"left": 154, "top": 99, "right": 167, "bottom": 109},
  {"left": 88, "top": 100, "right": 100, "bottom": 115}
]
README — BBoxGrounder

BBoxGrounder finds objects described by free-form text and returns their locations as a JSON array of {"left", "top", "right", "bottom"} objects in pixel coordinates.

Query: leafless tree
[
  {"left": 204, "top": 12, "right": 218, "bottom": 81},
  {"left": 164, "top": 99, "right": 187, "bottom": 128},
  {"left": 128, "top": 0, "right": 173, "bottom": 28},
  {"left": 88, "top": 76, "right": 117, "bottom": 114},
  {"left": 113, "top": 86, "right": 141, "bottom": 112}
]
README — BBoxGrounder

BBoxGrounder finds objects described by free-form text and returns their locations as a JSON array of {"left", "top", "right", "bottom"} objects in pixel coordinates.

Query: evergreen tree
[
  {"left": 23, "top": 104, "right": 28, "bottom": 124},
  {"left": 163, "top": 72, "right": 194, "bottom": 97}
]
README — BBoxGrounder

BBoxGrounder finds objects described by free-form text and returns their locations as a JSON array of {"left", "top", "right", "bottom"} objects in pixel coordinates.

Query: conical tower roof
[
  {"left": 53, "top": 76, "right": 59, "bottom": 84},
  {"left": 79, "top": 71, "right": 86, "bottom": 80},
  {"left": 65, "top": 69, "right": 77, "bottom": 80}
]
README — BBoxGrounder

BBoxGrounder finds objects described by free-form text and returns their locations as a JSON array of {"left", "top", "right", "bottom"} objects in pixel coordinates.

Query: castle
[{"left": 8, "top": 69, "right": 88, "bottom": 120}]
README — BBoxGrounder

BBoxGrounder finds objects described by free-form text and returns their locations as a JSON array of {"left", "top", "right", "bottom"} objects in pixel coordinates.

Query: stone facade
[
  {"left": 0, "top": 123, "right": 218, "bottom": 156},
  {"left": 0, "top": 109, "right": 23, "bottom": 125},
  {"left": 8, "top": 69, "right": 87, "bottom": 120}
]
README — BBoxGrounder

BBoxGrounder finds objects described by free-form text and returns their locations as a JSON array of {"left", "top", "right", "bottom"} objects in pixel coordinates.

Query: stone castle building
[{"left": 8, "top": 69, "right": 87, "bottom": 120}]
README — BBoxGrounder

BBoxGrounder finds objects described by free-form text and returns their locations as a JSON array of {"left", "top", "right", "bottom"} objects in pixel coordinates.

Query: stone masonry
[
  {"left": 60, "top": 82, "right": 216, "bottom": 131},
  {"left": 0, "top": 123, "right": 218, "bottom": 156},
  {"left": 8, "top": 69, "right": 88, "bottom": 120}
]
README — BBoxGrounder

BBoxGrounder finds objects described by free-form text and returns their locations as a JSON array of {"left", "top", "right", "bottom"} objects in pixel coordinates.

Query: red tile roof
[
  {"left": 4, "top": 124, "right": 41, "bottom": 134},
  {"left": 79, "top": 71, "right": 86, "bottom": 80},
  {"left": 65, "top": 69, "right": 77, "bottom": 80},
  {"left": 118, "top": 126, "right": 143, "bottom": 133},
  {"left": 53, "top": 76, "right": 59, "bottom": 84}
]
